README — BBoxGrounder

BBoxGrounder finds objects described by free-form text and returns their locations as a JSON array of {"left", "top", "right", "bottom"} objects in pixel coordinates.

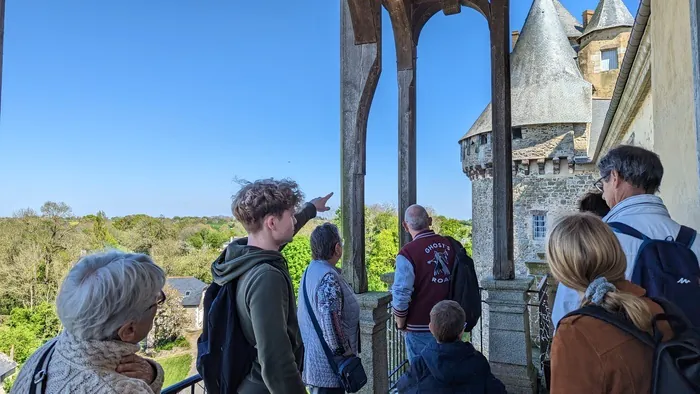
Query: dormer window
[
  {"left": 600, "top": 48, "right": 619, "bottom": 71},
  {"left": 512, "top": 127, "right": 522, "bottom": 140}
]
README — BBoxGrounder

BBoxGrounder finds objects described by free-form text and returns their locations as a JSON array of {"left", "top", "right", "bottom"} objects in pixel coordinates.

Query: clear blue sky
[{"left": 0, "top": 0, "right": 638, "bottom": 219}]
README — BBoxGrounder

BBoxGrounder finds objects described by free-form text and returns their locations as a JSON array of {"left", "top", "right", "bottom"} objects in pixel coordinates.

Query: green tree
[
  {"left": 281, "top": 235, "right": 312, "bottom": 295},
  {"left": 366, "top": 229, "right": 399, "bottom": 291},
  {"left": 0, "top": 325, "right": 42, "bottom": 364}
]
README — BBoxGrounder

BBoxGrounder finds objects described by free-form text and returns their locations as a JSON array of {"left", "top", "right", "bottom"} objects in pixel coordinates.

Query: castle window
[
  {"left": 479, "top": 134, "right": 488, "bottom": 145},
  {"left": 532, "top": 214, "right": 547, "bottom": 240},
  {"left": 512, "top": 127, "right": 522, "bottom": 140},
  {"left": 600, "top": 48, "right": 619, "bottom": 71}
]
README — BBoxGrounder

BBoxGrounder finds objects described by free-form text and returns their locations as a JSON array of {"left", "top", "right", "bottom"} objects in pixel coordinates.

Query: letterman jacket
[{"left": 391, "top": 230, "right": 456, "bottom": 332}]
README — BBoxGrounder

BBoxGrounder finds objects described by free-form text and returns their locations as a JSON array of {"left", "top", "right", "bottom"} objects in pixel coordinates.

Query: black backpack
[
  {"left": 196, "top": 251, "right": 258, "bottom": 394},
  {"left": 608, "top": 222, "right": 700, "bottom": 327},
  {"left": 562, "top": 298, "right": 700, "bottom": 393},
  {"left": 446, "top": 236, "right": 481, "bottom": 333}
]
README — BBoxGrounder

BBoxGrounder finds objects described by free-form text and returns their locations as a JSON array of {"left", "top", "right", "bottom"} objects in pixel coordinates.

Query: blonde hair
[{"left": 547, "top": 213, "right": 653, "bottom": 332}]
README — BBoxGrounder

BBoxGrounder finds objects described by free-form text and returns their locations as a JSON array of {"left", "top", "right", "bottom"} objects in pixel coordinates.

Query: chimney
[
  {"left": 511, "top": 30, "right": 520, "bottom": 48},
  {"left": 582, "top": 10, "right": 595, "bottom": 28}
]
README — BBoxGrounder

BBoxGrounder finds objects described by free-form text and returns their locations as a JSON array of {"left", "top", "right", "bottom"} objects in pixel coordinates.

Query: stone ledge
[
  {"left": 355, "top": 291, "right": 391, "bottom": 309},
  {"left": 482, "top": 276, "right": 535, "bottom": 292}
]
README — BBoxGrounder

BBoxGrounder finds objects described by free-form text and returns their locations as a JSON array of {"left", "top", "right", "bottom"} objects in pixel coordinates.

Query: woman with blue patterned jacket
[{"left": 297, "top": 223, "right": 360, "bottom": 394}]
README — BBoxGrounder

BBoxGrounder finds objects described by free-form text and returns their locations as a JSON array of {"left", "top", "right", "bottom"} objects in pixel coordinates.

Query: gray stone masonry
[
  {"left": 356, "top": 292, "right": 391, "bottom": 394},
  {"left": 482, "top": 276, "right": 537, "bottom": 394}
]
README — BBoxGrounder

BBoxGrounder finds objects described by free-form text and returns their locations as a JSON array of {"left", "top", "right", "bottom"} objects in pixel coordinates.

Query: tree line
[{"left": 0, "top": 201, "right": 472, "bottom": 388}]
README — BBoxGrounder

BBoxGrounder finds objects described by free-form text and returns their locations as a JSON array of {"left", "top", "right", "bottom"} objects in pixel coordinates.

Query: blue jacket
[{"left": 396, "top": 341, "right": 506, "bottom": 394}]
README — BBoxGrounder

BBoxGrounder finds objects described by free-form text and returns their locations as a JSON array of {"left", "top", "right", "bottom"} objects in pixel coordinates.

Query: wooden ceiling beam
[
  {"left": 347, "top": 0, "right": 380, "bottom": 44},
  {"left": 442, "top": 0, "right": 461, "bottom": 15}
]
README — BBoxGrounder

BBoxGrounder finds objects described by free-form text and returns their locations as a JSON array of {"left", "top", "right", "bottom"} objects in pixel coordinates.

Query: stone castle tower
[{"left": 459, "top": 0, "right": 634, "bottom": 278}]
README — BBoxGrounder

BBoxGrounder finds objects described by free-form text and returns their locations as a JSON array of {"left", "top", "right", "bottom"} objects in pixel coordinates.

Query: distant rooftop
[
  {"left": 0, "top": 352, "right": 16, "bottom": 381},
  {"left": 582, "top": 0, "right": 634, "bottom": 37},
  {"left": 166, "top": 277, "right": 208, "bottom": 307},
  {"left": 462, "top": 0, "right": 592, "bottom": 140},
  {"left": 554, "top": 0, "right": 583, "bottom": 39}
]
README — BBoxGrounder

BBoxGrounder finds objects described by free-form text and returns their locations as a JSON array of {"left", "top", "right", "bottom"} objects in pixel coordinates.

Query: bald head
[{"left": 404, "top": 204, "right": 431, "bottom": 232}]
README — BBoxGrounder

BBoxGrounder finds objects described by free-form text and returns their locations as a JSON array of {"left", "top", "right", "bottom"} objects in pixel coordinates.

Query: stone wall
[
  {"left": 579, "top": 26, "right": 631, "bottom": 99},
  {"left": 512, "top": 169, "right": 598, "bottom": 270},
  {"left": 471, "top": 168, "right": 597, "bottom": 280},
  {"left": 462, "top": 123, "right": 588, "bottom": 173}
]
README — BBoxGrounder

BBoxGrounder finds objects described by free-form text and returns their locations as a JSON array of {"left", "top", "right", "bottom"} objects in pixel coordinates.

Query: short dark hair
[
  {"left": 430, "top": 300, "right": 465, "bottom": 343},
  {"left": 598, "top": 145, "right": 664, "bottom": 194},
  {"left": 579, "top": 192, "right": 610, "bottom": 218},
  {"left": 231, "top": 178, "right": 303, "bottom": 233},
  {"left": 310, "top": 223, "right": 342, "bottom": 261}
]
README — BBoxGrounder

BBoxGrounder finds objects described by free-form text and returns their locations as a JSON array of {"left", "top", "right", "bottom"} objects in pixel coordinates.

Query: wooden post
[
  {"left": 489, "top": 0, "right": 515, "bottom": 280},
  {"left": 397, "top": 64, "right": 417, "bottom": 248},
  {"left": 386, "top": 0, "right": 417, "bottom": 248},
  {"left": 340, "top": 0, "right": 381, "bottom": 293},
  {"left": 0, "top": 0, "right": 6, "bottom": 114}
]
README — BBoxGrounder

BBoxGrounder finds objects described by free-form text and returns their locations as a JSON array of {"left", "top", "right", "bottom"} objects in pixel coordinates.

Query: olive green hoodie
[{"left": 211, "top": 203, "right": 316, "bottom": 394}]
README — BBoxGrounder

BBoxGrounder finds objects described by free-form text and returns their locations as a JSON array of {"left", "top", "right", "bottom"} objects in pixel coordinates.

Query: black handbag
[
  {"left": 29, "top": 340, "right": 57, "bottom": 394},
  {"left": 302, "top": 274, "right": 367, "bottom": 393}
]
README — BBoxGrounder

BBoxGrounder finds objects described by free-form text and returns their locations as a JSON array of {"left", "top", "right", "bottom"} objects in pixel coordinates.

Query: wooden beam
[
  {"left": 442, "top": 0, "right": 461, "bottom": 15},
  {"left": 489, "top": 0, "right": 515, "bottom": 280},
  {"left": 385, "top": 0, "right": 418, "bottom": 247},
  {"left": 348, "top": 0, "right": 380, "bottom": 44},
  {"left": 461, "top": 0, "right": 490, "bottom": 19},
  {"left": 0, "top": 0, "right": 6, "bottom": 114},
  {"left": 412, "top": 3, "right": 442, "bottom": 42},
  {"left": 384, "top": 0, "right": 413, "bottom": 71},
  {"left": 341, "top": 0, "right": 382, "bottom": 293}
]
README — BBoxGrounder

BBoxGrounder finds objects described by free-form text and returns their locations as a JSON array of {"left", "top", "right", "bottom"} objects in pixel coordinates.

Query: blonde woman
[{"left": 547, "top": 213, "right": 673, "bottom": 394}]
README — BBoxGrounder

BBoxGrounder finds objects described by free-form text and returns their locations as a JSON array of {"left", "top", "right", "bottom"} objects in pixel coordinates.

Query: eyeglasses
[
  {"left": 593, "top": 176, "right": 608, "bottom": 192},
  {"left": 145, "top": 290, "right": 166, "bottom": 312}
]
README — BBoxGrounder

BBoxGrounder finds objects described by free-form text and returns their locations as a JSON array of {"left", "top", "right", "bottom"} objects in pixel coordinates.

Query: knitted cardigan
[{"left": 10, "top": 331, "right": 164, "bottom": 394}]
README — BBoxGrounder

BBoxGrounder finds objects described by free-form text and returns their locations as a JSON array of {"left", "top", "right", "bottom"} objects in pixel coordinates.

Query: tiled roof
[
  {"left": 582, "top": 0, "right": 634, "bottom": 37},
  {"left": 554, "top": 0, "right": 583, "bottom": 38},
  {"left": 166, "top": 277, "right": 208, "bottom": 307},
  {"left": 461, "top": 0, "right": 592, "bottom": 140}
]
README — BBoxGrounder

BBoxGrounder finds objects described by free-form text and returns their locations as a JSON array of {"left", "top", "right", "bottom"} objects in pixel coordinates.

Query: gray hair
[
  {"left": 56, "top": 251, "right": 166, "bottom": 340},
  {"left": 598, "top": 145, "right": 663, "bottom": 194},
  {"left": 404, "top": 205, "right": 430, "bottom": 231},
  {"left": 310, "top": 223, "right": 342, "bottom": 261}
]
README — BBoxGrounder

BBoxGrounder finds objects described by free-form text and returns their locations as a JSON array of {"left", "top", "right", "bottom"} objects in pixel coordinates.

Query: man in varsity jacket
[{"left": 391, "top": 204, "right": 457, "bottom": 362}]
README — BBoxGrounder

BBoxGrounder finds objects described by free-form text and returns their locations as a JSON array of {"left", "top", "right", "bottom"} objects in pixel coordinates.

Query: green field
[{"left": 157, "top": 353, "right": 193, "bottom": 388}]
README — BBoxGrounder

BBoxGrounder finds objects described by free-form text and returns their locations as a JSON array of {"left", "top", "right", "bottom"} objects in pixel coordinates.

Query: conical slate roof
[
  {"left": 582, "top": 0, "right": 634, "bottom": 37},
  {"left": 554, "top": 0, "right": 583, "bottom": 39},
  {"left": 461, "top": 0, "right": 592, "bottom": 140}
]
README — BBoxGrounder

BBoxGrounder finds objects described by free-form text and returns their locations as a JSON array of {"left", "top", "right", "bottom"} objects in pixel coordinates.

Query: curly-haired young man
[{"left": 212, "top": 178, "right": 332, "bottom": 394}]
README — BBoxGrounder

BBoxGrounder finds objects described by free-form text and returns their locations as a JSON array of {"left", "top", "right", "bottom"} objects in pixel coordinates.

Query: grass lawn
[{"left": 156, "top": 353, "right": 193, "bottom": 388}]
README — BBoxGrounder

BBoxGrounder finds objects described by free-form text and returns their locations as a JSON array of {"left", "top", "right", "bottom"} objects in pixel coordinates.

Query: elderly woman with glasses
[{"left": 10, "top": 251, "right": 167, "bottom": 394}]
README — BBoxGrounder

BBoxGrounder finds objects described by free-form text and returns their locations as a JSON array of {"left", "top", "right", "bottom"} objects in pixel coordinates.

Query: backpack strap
[
  {"left": 648, "top": 297, "right": 692, "bottom": 334},
  {"left": 608, "top": 222, "right": 650, "bottom": 240},
  {"left": 675, "top": 226, "right": 697, "bottom": 248},
  {"left": 561, "top": 306, "right": 655, "bottom": 348},
  {"left": 29, "top": 340, "right": 57, "bottom": 394}
]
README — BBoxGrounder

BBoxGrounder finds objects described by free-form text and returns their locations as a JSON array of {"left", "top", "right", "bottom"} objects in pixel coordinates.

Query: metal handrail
[{"left": 162, "top": 374, "right": 204, "bottom": 394}]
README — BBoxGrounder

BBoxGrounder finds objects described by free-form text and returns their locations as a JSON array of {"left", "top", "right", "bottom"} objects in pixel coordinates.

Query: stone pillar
[
  {"left": 356, "top": 292, "right": 391, "bottom": 394},
  {"left": 482, "top": 276, "right": 537, "bottom": 394}
]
